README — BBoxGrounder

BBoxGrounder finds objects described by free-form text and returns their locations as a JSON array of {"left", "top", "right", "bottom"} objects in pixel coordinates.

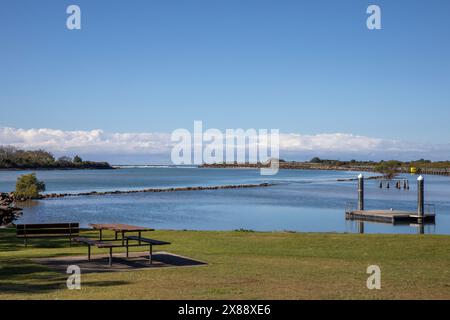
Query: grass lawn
[{"left": 0, "top": 228, "right": 449, "bottom": 299}]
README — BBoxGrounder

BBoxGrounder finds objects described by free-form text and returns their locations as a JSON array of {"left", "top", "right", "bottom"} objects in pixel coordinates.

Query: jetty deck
[{"left": 345, "top": 210, "right": 435, "bottom": 224}]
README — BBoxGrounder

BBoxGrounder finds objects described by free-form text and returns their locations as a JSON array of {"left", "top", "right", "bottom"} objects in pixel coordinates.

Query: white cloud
[
  {"left": 0, "top": 127, "right": 448, "bottom": 162},
  {"left": 0, "top": 127, "right": 172, "bottom": 154}
]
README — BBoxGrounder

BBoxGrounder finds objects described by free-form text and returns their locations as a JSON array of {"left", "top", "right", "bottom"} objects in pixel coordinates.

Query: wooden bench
[
  {"left": 16, "top": 223, "right": 79, "bottom": 247},
  {"left": 72, "top": 237, "right": 121, "bottom": 266},
  {"left": 125, "top": 236, "right": 171, "bottom": 264}
]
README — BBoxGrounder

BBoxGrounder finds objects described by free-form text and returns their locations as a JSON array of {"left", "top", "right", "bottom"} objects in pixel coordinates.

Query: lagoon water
[{"left": 1, "top": 168, "right": 449, "bottom": 234}]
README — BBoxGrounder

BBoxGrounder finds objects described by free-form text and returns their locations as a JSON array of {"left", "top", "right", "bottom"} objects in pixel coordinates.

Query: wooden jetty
[
  {"left": 345, "top": 209, "right": 435, "bottom": 224},
  {"left": 345, "top": 174, "right": 436, "bottom": 225}
]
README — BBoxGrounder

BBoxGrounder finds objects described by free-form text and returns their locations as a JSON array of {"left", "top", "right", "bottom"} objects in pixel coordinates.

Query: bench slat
[
  {"left": 72, "top": 237, "right": 118, "bottom": 248},
  {"left": 125, "top": 235, "right": 171, "bottom": 245},
  {"left": 17, "top": 228, "right": 79, "bottom": 236},
  {"left": 17, "top": 234, "right": 77, "bottom": 238},
  {"left": 16, "top": 223, "right": 79, "bottom": 230}
]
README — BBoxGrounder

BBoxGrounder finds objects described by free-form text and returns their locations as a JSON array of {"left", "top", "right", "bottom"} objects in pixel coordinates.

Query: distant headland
[
  {"left": 200, "top": 157, "right": 450, "bottom": 177},
  {"left": 0, "top": 146, "right": 113, "bottom": 170}
]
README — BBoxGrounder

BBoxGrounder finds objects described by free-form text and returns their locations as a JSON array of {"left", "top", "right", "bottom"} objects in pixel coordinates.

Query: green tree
[
  {"left": 374, "top": 160, "right": 401, "bottom": 179},
  {"left": 14, "top": 173, "right": 46, "bottom": 200},
  {"left": 58, "top": 156, "right": 73, "bottom": 163},
  {"left": 310, "top": 157, "right": 322, "bottom": 163},
  {"left": 73, "top": 155, "right": 83, "bottom": 163}
]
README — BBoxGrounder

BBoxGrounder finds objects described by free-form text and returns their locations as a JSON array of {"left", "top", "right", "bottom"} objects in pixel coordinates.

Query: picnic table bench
[
  {"left": 72, "top": 237, "right": 123, "bottom": 266},
  {"left": 16, "top": 223, "right": 79, "bottom": 247},
  {"left": 72, "top": 228, "right": 171, "bottom": 266},
  {"left": 125, "top": 235, "right": 171, "bottom": 264}
]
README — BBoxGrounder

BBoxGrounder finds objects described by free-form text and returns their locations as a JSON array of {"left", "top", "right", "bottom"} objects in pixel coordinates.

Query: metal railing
[
  {"left": 424, "top": 203, "right": 436, "bottom": 215},
  {"left": 345, "top": 201, "right": 356, "bottom": 213}
]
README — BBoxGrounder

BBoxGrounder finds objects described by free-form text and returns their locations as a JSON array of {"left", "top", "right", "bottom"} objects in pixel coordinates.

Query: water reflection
[
  {"left": 358, "top": 221, "right": 364, "bottom": 234},
  {"left": 15, "top": 200, "right": 40, "bottom": 209},
  {"left": 347, "top": 219, "right": 436, "bottom": 235}
]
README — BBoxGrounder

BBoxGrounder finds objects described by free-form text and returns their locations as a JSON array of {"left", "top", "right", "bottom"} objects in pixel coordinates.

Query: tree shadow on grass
[
  {"left": 0, "top": 258, "right": 51, "bottom": 277},
  {"left": 0, "top": 228, "right": 21, "bottom": 252},
  {"left": 0, "top": 281, "right": 65, "bottom": 294},
  {"left": 0, "top": 258, "right": 129, "bottom": 295},
  {"left": 1, "top": 279, "right": 130, "bottom": 294},
  {"left": 80, "top": 280, "right": 130, "bottom": 288},
  {"left": 0, "top": 257, "right": 67, "bottom": 294}
]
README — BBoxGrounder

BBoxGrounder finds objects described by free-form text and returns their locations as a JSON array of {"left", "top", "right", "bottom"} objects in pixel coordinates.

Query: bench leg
[
  {"left": 88, "top": 245, "right": 91, "bottom": 261},
  {"left": 99, "top": 229, "right": 103, "bottom": 241},
  {"left": 126, "top": 238, "right": 129, "bottom": 258},
  {"left": 109, "top": 247, "right": 113, "bottom": 267},
  {"left": 115, "top": 231, "right": 118, "bottom": 240},
  {"left": 149, "top": 245, "right": 153, "bottom": 264},
  {"left": 122, "top": 231, "right": 125, "bottom": 246}
]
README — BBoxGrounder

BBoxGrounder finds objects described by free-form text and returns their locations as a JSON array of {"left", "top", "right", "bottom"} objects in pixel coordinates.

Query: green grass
[{"left": 0, "top": 228, "right": 449, "bottom": 299}]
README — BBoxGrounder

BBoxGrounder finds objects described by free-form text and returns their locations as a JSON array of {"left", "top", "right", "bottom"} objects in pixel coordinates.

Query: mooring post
[
  {"left": 358, "top": 221, "right": 365, "bottom": 234},
  {"left": 418, "top": 224, "right": 425, "bottom": 235},
  {"left": 417, "top": 175, "right": 424, "bottom": 222},
  {"left": 358, "top": 174, "right": 364, "bottom": 211}
]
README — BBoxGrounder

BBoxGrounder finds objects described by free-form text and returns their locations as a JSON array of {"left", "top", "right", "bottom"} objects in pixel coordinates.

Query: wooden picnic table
[{"left": 89, "top": 223, "right": 154, "bottom": 245}]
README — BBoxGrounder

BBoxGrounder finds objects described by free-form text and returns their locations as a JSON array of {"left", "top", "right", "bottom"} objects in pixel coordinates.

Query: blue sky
[{"left": 1, "top": 1, "right": 450, "bottom": 162}]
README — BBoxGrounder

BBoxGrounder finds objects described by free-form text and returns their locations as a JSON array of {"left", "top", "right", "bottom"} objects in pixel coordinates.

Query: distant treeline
[
  {"left": 0, "top": 146, "right": 113, "bottom": 170},
  {"left": 201, "top": 157, "right": 450, "bottom": 177},
  {"left": 308, "top": 157, "right": 450, "bottom": 169},
  {"left": 203, "top": 157, "right": 450, "bottom": 168}
]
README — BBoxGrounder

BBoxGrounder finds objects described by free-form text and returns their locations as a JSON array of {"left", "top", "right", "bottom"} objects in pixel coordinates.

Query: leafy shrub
[{"left": 14, "top": 173, "right": 46, "bottom": 200}]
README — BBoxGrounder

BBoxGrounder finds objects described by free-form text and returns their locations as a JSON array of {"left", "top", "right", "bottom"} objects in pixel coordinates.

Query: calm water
[{"left": 1, "top": 168, "right": 449, "bottom": 234}]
